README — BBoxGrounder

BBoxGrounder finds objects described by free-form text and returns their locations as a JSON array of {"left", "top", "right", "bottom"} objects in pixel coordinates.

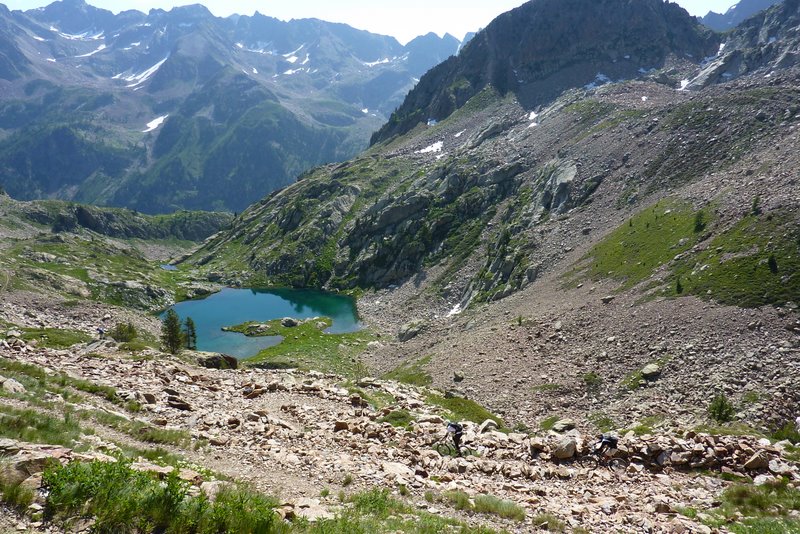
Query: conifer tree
[
  {"left": 184, "top": 317, "right": 197, "bottom": 350},
  {"left": 161, "top": 310, "right": 183, "bottom": 354}
]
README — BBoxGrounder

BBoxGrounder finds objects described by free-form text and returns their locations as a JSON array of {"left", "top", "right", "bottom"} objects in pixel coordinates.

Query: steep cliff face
[
  {"left": 371, "top": 0, "right": 718, "bottom": 144},
  {"left": 686, "top": 0, "right": 800, "bottom": 89}
]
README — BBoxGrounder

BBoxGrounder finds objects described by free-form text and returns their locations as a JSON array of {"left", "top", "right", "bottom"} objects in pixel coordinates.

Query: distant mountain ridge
[
  {"left": 0, "top": 0, "right": 464, "bottom": 213},
  {"left": 702, "top": 0, "right": 783, "bottom": 32},
  {"left": 371, "top": 0, "right": 718, "bottom": 144}
]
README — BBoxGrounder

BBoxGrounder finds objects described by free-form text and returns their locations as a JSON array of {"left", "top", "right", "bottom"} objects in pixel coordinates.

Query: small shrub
[
  {"left": 751, "top": 196, "right": 762, "bottom": 216},
  {"left": 342, "top": 474, "right": 353, "bottom": 487},
  {"left": 709, "top": 392, "right": 736, "bottom": 423},
  {"left": 772, "top": 422, "right": 800, "bottom": 444},
  {"left": 582, "top": 372, "right": 603, "bottom": 392},
  {"left": 676, "top": 276, "right": 684, "bottom": 294},
  {"left": 0, "top": 476, "right": 35, "bottom": 512},
  {"left": 531, "top": 513, "right": 566, "bottom": 532},
  {"left": 424, "top": 491, "right": 435, "bottom": 503},
  {"left": 694, "top": 211, "right": 707, "bottom": 233},
  {"left": 398, "top": 484, "right": 410, "bottom": 497},
  {"left": 109, "top": 322, "right": 137, "bottom": 343},
  {"left": 320, "top": 488, "right": 330, "bottom": 498},
  {"left": 443, "top": 490, "right": 471, "bottom": 511},
  {"left": 540, "top": 415, "right": 559, "bottom": 431},
  {"left": 377, "top": 410, "right": 413, "bottom": 428},
  {"left": 768, "top": 254, "right": 779, "bottom": 274},
  {"left": 473, "top": 494, "right": 525, "bottom": 521}
]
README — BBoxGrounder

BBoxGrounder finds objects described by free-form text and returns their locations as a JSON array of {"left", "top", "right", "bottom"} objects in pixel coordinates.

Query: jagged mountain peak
[
  {"left": 702, "top": 0, "right": 783, "bottom": 32},
  {"left": 371, "top": 0, "right": 718, "bottom": 144}
]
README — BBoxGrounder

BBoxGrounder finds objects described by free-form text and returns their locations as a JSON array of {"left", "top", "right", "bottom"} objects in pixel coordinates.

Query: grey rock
[
  {"left": 398, "top": 321, "right": 425, "bottom": 342},
  {"left": 478, "top": 419, "right": 500, "bottom": 433},
  {"left": 642, "top": 364, "right": 662, "bottom": 380},
  {"left": 281, "top": 317, "right": 300, "bottom": 327},
  {"left": 552, "top": 419, "right": 576, "bottom": 432},
  {"left": 552, "top": 435, "right": 578, "bottom": 459}
]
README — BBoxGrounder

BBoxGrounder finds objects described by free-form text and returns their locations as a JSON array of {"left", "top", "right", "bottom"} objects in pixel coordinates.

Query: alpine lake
[{"left": 164, "top": 288, "right": 363, "bottom": 363}]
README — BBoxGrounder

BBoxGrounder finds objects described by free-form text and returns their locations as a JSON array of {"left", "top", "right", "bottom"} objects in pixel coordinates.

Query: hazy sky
[{"left": 3, "top": 0, "right": 739, "bottom": 44}]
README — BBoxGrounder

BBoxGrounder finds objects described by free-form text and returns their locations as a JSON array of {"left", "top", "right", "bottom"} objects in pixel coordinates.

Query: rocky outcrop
[{"left": 687, "top": 0, "right": 800, "bottom": 90}]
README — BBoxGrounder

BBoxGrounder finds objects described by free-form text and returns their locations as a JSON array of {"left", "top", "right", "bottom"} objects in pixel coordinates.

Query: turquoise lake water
[{"left": 165, "top": 288, "right": 360, "bottom": 359}]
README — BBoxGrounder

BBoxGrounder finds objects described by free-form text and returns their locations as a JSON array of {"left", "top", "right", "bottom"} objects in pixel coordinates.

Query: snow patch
[
  {"left": 417, "top": 141, "right": 443, "bottom": 154},
  {"left": 117, "top": 56, "right": 169, "bottom": 88},
  {"left": 584, "top": 73, "right": 612, "bottom": 90},
  {"left": 447, "top": 303, "right": 463, "bottom": 317},
  {"left": 32, "top": 35, "right": 46, "bottom": 42},
  {"left": 364, "top": 57, "right": 391, "bottom": 67},
  {"left": 54, "top": 28, "right": 105, "bottom": 41},
  {"left": 454, "top": 130, "right": 465, "bottom": 138},
  {"left": 641, "top": 96, "right": 648, "bottom": 102},
  {"left": 283, "top": 44, "right": 304, "bottom": 58},
  {"left": 142, "top": 114, "right": 168, "bottom": 133},
  {"left": 361, "top": 108, "right": 369, "bottom": 114},
  {"left": 252, "top": 67, "right": 258, "bottom": 74},
  {"left": 76, "top": 44, "right": 106, "bottom": 58},
  {"left": 679, "top": 79, "right": 690, "bottom": 91},
  {"left": 46, "top": 58, "right": 56, "bottom": 63},
  {"left": 286, "top": 55, "right": 299, "bottom": 64},
  {"left": 528, "top": 111, "right": 539, "bottom": 121}
]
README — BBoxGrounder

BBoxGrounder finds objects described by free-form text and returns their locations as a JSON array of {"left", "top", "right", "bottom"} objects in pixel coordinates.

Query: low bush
[
  {"left": 709, "top": 392, "right": 736, "bottom": 423},
  {"left": 109, "top": 322, "right": 137, "bottom": 342},
  {"left": 42, "top": 458, "right": 282, "bottom": 534}
]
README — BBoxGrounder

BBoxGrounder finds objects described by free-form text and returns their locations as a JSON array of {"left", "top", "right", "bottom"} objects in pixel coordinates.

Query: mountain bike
[
  {"left": 432, "top": 435, "right": 476, "bottom": 457},
  {"left": 575, "top": 437, "right": 628, "bottom": 473}
]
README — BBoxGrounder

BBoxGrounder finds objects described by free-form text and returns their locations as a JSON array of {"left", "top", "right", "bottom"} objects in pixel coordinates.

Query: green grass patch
[
  {"left": 0, "top": 405, "right": 87, "bottom": 447},
  {"left": 0, "top": 475, "right": 35, "bottom": 513},
  {"left": 772, "top": 422, "right": 800, "bottom": 444},
  {"left": 571, "top": 199, "right": 704, "bottom": 290},
  {"left": 426, "top": 394, "right": 503, "bottom": 427},
  {"left": 540, "top": 416, "right": 560, "bottom": 432},
  {"left": 693, "top": 422, "right": 764, "bottom": 438},
  {"left": 231, "top": 318, "right": 375, "bottom": 377},
  {"left": 383, "top": 355, "right": 432, "bottom": 387},
  {"left": 312, "top": 488, "right": 498, "bottom": 533},
  {"left": 20, "top": 327, "right": 91, "bottom": 349},
  {"left": 43, "top": 457, "right": 283, "bottom": 534},
  {"left": 472, "top": 494, "right": 526, "bottom": 521},
  {"left": 589, "top": 413, "right": 617, "bottom": 433},
  {"left": 377, "top": 410, "right": 414, "bottom": 428},
  {"left": 530, "top": 513, "right": 566, "bottom": 532},
  {"left": 701, "top": 478, "right": 800, "bottom": 533},
  {"left": 626, "top": 415, "right": 667, "bottom": 436},
  {"left": 669, "top": 213, "right": 800, "bottom": 307},
  {"left": 0, "top": 357, "right": 117, "bottom": 404}
]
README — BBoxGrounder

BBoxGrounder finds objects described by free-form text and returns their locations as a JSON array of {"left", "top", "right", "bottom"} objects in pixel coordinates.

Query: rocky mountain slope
[
  {"left": 0, "top": 0, "right": 462, "bottom": 213},
  {"left": 1, "top": 0, "right": 800, "bottom": 531},
  {"left": 702, "top": 0, "right": 783, "bottom": 31},
  {"left": 186, "top": 0, "right": 800, "bottom": 441}
]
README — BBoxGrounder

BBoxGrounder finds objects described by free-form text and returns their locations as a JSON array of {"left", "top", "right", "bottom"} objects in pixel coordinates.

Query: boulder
[
  {"left": 281, "top": 317, "right": 299, "bottom": 327},
  {"left": 744, "top": 451, "right": 769, "bottom": 471},
  {"left": 641, "top": 364, "right": 662, "bottom": 380},
  {"left": 552, "top": 419, "right": 576, "bottom": 432},
  {"left": 398, "top": 321, "right": 425, "bottom": 342},
  {"left": 478, "top": 419, "right": 500, "bottom": 433},
  {"left": 1, "top": 377, "right": 26, "bottom": 394},
  {"left": 197, "top": 353, "right": 238, "bottom": 370},
  {"left": 552, "top": 435, "right": 578, "bottom": 459}
]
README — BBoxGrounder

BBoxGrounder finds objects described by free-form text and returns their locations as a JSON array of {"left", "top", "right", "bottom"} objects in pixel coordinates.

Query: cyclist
[
  {"left": 446, "top": 420, "right": 464, "bottom": 456},
  {"left": 593, "top": 433, "right": 619, "bottom": 456}
]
